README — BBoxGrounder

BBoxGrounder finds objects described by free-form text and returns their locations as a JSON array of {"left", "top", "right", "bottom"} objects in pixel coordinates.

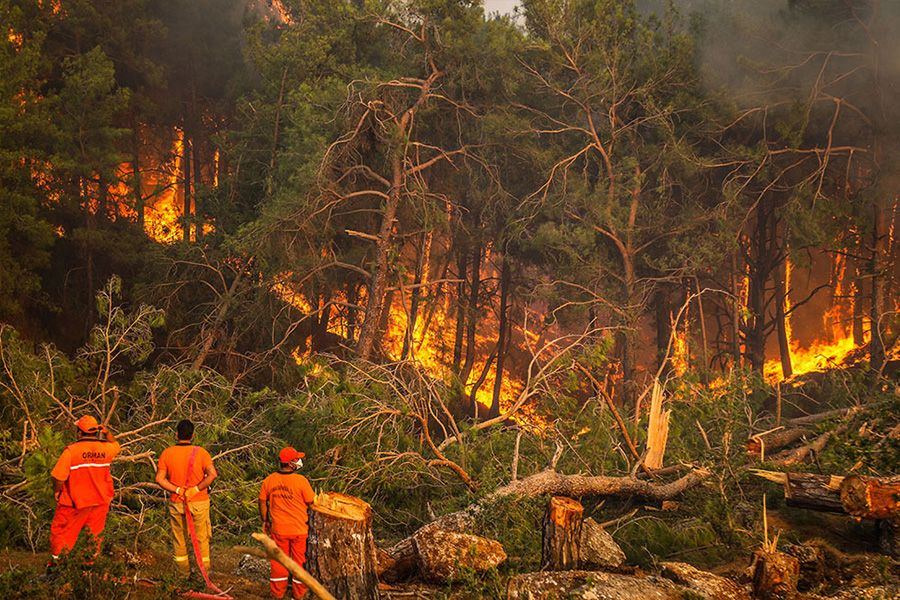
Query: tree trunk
[
  {"left": 459, "top": 240, "right": 482, "bottom": 387},
  {"left": 355, "top": 157, "right": 401, "bottom": 362},
  {"left": 193, "top": 126, "right": 203, "bottom": 241},
  {"left": 655, "top": 287, "right": 673, "bottom": 378},
  {"left": 182, "top": 128, "right": 192, "bottom": 243},
  {"left": 489, "top": 255, "right": 511, "bottom": 418},
  {"left": 731, "top": 252, "right": 743, "bottom": 368},
  {"left": 750, "top": 549, "right": 800, "bottom": 600},
  {"left": 452, "top": 248, "right": 467, "bottom": 374},
  {"left": 401, "top": 231, "right": 431, "bottom": 360},
  {"left": 131, "top": 123, "right": 144, "bottom": 231},
  {"left": 869, "top": 201, "right": 885, "bottom": 372},
  {"left": 541, "top": 496, "right": 583, "bottom": 571},
  {"left": 746, "top": 428, "right": 811, "bottom": 458},
  {"left": 307, "top": 492, "right": 379, "bottom": 600},
  {"left": 774, "top": 254, "right": 793, "bottom": 379},
  {"left": 852, "top": 257, "right": 866, "bottom": 346}
]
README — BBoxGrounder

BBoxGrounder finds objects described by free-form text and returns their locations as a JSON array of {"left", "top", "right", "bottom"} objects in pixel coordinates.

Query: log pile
[{"left": 753, "top": 470, "right": 900, "bottom": 557}]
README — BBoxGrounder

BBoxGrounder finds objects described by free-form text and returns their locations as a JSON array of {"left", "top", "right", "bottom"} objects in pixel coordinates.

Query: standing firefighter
[
  {"left": 49, "top": 415, "right": 120, "bottom": 564},
  {"left": 259, "top": 447, "right": 316, "bottom": 599},
  {"left": 155, "top": 419, "right": 218, "bottom": 578}
]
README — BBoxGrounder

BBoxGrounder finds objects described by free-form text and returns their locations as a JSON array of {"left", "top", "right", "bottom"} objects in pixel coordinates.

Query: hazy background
[{"left": 484, "top": 0, "right": 520, "bottom": 15}]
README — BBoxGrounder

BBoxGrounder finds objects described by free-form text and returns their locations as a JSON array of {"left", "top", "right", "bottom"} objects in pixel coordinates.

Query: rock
[
  {"left": 660, "top": 561, "right": 750, "bottom": 600},
  {"left": 235, "top": 553, "right": 269, "bottom": 578},
  {"left": 579, "top": 517, "right": 626, "bottom": 569},
  {"left": 506, "top": 570, "right": 693, "bottom": 599},
  {"left": 413, "top": 527, "right": 506, "bottom": 582}
]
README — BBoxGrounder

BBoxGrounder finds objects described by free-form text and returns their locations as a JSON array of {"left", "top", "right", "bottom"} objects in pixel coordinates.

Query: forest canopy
[{"left": 0, "top": 0, "right": 898, "bottom": 597}]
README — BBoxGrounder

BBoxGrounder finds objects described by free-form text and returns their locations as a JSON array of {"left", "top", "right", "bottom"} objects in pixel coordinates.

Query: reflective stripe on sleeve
[
  {"left": 173, "top": 555, "right": 189, "bottom": 562},
  {"left": 269, "top": 577, "right": 289, "bottom": 582},
  {"left": 68, "top": 463, "right": 112, "bottom": 471}
]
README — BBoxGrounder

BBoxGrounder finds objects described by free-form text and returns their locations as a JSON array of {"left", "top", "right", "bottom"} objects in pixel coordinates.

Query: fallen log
[
  {"left": 507, "top": 570, "right": 691, "bottom": 600},
  {"left": 750, "top": 470, "right": 846, "bottom": 513},
  {"left": 839, "top": 475, "right": 900, "bottom": 520},
  {"left": 307, "top": 492, "right": 380, "bottom": 599},
  {"left": 769, "top": 422, "right": 850, "bottom": 465},
  {"left": 382, "top": 467, "right": 710, "bottom": 580},
  {"left": 238, "top": 534, "right": 337, "bottom": 600},
  {"left": 541, "top": 496, "right": 583, "bottom": 570},
  {"left": 746, "top": 428, "right": 811, "bottom": 457}
]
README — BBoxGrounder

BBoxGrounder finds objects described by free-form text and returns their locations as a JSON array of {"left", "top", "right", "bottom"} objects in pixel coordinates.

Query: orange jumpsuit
[
  {"left": 49, "top": 437, "right": 120, "bottom": 561},
  {"left": 259, "top": 471, "right": 316, "bottom": 599}
]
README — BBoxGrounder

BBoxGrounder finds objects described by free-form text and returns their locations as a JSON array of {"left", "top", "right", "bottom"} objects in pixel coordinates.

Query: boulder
[
  {"left": 506, "top": 570, "right": 692, "bottom": 599},
  {"left": 579, "top": 517, "right": 626, "bottom": 569},
  {"left": 413, "top": 527, "right": 506, "bottom": 582},
  {"left": 661, "top": 561, "right": 750, "bottom": 600}
]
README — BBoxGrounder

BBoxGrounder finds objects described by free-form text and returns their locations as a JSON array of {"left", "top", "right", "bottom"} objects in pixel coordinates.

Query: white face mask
[{"left": 291, "top": 458, "right": 303, "bottom": 469}]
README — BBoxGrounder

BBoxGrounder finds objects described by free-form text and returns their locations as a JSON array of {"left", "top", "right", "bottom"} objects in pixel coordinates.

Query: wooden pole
[{"left": 240, "top": 534, "right": 337, "bottom": 600}]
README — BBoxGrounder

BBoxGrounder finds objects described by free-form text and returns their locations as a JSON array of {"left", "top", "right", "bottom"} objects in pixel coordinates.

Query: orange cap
[
  {"left": 76, "top": 415, "right": 100, "bottom": 433},
  {"left": 279, "top": 447, "right": 305, "bottom": 463}
]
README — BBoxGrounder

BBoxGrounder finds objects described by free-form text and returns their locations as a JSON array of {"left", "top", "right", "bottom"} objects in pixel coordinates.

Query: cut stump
[
  {"left": 541, "top": 496, "right": 583, "bottom": 571},
  {"left": 307, "top": 492, "right": 380, "bottom": 600},
  {"left": 750, "top": 549, "right": 800, "bottom": 600}
]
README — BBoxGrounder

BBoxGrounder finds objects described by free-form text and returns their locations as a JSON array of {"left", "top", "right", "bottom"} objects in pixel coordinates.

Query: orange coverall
[
  {"left": 49, "top": 437, "right": 121, "bottom": 560},
  {"left": 259, "top": 471, "right": 316, "bottom": 598}
]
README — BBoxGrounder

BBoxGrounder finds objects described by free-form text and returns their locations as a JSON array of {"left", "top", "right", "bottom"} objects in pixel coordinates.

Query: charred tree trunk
[
  {"left": 655, "top": 287, "right": 673, "bottom": 378},
  {"left": 489, "top": 255, "right": 511, "bottom": 418},
  {"left": 401, "top": 231, "right": 431, "bottom": 360},
  {"left": 731, "top": 252, "right": 743, "bottom": 368},
  {"left": 307, "top": 492, "right": 380, "bottom": 600},
  {"left": 182, "top": 128, "right": 192, "bottom": 243},
  {"left": 460, "top": 240, "right": 483, "bottom": 387},
  {"left": 131, "top": 123, "right": 144, "bottom": 231},
  {"left": 774, "top": 253, "right": 793, "bottom": 379},
  {"left": 869, "top": 201, "right": 885, "bottom": 373},
  {"left": 452, "top": 248, "right": 467, "bottom": 374},
  {"left": 193, "top": 126, "right": 203, "bottom": 242},
  {"left": 542, "top": 496, "right": 583, "bottom": 571},
  {"left": 852, "top": 257, "right": 866, "bottom": 346},
  {"left": 746, "top": 428, "right": 811, "bottom": 459}
]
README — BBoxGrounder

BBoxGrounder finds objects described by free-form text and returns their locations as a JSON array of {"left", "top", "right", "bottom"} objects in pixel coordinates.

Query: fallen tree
[{"left": 380, "top": 466, "right": 710, "bottom": 581}]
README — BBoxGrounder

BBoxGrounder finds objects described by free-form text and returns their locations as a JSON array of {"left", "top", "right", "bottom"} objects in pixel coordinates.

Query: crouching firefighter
[
  {"left": 259, "top": 447, "right": 316, "bottom": 599},
  {"left": 155, "top": 419, "right": 217, "bottom": 578},
  {"left": 49, "top": 415, "right": 120, "bottom": 564}
]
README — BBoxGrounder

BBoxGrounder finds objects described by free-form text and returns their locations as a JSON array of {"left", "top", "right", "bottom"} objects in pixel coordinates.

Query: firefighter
[
  {"left": 259, "top": 447, "right": 316, "bottom": 599},
  {"left": 155, "top": 419, "right": 218, "bottom": 578},
  {"left": 49, "top": 415, "right": 120, "bottom": 564}
]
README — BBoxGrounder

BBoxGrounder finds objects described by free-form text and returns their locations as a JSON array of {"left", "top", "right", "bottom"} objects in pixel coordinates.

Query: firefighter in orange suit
[
  {"left": 259, "top": 447, "right": 316, "bottom": 599},
  {"left": 155, "top": 419, "right": 218, "bottom": 577},
  {"left": 49, "top": 415, "right": 120, "bottom": 563}
]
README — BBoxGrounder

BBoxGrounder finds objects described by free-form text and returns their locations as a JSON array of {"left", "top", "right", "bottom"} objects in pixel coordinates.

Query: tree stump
[
  {"left": 750, "top": 549, "right": 799, "bottom": 600},
  {"left": 541, "top": 496, "right": 583, "bottom": 570},
  {"left": 307, "top": 492, "right": 379, "bottom": 599}
]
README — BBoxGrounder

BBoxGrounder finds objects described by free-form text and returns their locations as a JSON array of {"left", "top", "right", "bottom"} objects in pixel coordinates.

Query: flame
[{"left": 670, "top": 317, "right": 689, "bottom": 377}]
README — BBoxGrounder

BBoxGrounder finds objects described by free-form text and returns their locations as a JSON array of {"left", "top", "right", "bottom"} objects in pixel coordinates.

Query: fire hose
[{"left": 182, "top": 446, "right": 233, "bottom": 599}]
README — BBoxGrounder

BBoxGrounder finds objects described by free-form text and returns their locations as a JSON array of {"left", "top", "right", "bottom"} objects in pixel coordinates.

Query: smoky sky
[{"left": 483, "top": 0, "right": 520, "bottom": 15}]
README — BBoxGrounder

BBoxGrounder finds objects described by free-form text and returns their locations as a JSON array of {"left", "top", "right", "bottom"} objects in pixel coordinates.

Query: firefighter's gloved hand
[{"left": 185, "top": 486, "right": 201, "bottom": 500}]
